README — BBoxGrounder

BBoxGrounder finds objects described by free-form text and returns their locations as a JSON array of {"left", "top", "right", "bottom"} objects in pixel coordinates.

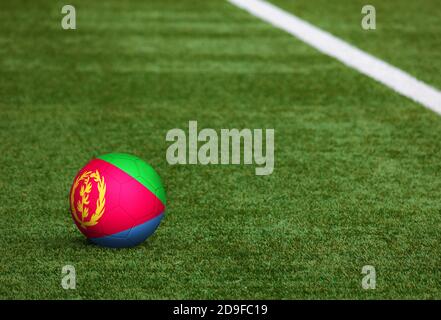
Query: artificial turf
[{"left": 1, "top": 0, "right": 441, "bottom": 299}]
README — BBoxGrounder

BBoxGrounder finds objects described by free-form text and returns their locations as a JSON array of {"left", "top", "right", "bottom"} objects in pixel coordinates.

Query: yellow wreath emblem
[{"left": 70, "top": 170, "right": 106, "bottom": 229}]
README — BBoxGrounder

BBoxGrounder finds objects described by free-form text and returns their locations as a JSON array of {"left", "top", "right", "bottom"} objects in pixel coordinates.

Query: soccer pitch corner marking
[{"left": 228, "top": 0, "right": 441, "bottom": 115}]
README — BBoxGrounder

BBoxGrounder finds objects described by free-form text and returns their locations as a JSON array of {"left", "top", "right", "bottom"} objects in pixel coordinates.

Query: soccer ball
[{"left": 69, "top": 153, "right": 166, "bottom": 248}]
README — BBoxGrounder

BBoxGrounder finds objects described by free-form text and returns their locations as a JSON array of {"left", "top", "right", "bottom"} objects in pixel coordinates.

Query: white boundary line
[{"left": 228, "top": 0, "right": 441, "bottom": 114}]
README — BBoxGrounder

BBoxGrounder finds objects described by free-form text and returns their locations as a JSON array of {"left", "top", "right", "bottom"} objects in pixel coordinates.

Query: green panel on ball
[{"left": 97, "top": 153, "right": 166, "bottom": 205}]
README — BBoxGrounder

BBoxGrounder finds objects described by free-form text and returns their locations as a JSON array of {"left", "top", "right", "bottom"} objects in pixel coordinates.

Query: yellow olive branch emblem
[{"left": 70, "top": 170, "right": 106, "bottom": 229}]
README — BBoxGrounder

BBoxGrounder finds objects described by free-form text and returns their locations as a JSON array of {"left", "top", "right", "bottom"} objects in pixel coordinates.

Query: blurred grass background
[{"left": 1, "top": 0, "right": 441, "bottom": 299}]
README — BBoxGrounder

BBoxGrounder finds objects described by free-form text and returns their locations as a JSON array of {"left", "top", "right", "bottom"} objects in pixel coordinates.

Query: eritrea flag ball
[{"left": 69, "top": 153, "right": 166, "bottom": 248}]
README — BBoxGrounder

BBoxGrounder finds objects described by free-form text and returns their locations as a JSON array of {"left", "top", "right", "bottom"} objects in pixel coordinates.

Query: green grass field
[{"left": 1, "top": 0, "right": 441, "bottom": 299}]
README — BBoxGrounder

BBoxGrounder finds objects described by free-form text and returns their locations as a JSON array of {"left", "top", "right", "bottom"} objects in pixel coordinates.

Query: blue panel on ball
[
  {"left": 89, "top": 213, "right": 164, "bottom": 248},
  {"left": 126, "top": 213, "right": 164, "bottom": 246}
]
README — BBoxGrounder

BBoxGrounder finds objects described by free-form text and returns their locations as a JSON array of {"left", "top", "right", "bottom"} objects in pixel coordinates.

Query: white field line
[{"left": 228, "top": 0, "right": 441, "bottom": 114}]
